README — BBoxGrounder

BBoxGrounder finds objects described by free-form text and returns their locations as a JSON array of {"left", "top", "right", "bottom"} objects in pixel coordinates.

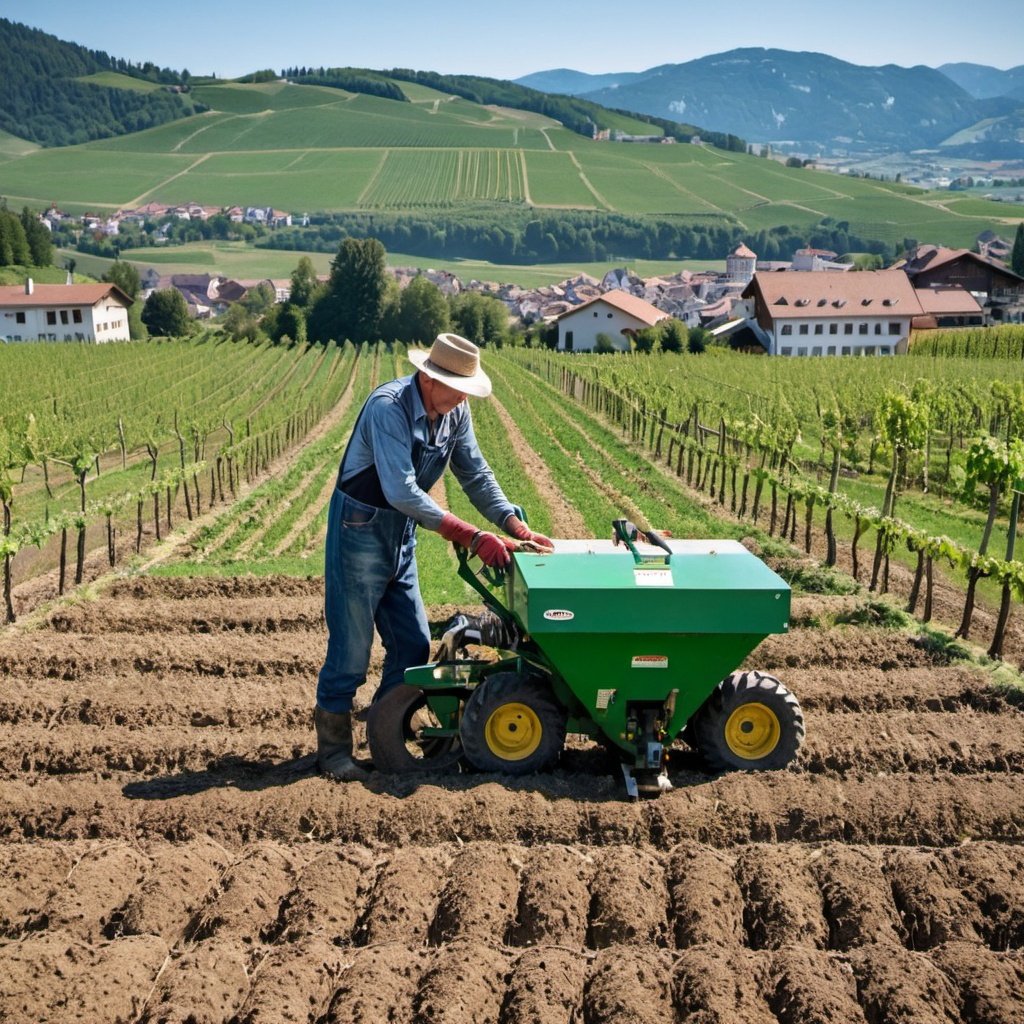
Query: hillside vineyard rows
[
  {"left": 2, "top": 341, "right": 1024, "bottom": 1022},
  {"left": 3, "top": 80, "right": 1023, "bottom": 250}
]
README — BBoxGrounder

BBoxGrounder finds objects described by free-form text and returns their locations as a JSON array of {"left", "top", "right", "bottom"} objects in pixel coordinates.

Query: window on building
[
  {"left": 844, "top": 323, "right": 853, "bottom": 335},
  {"left": 874, "top": 323, "right": 882, "bottom": 335},
  {"left": 593, "top": 311, "right": 598, "bottom": 317},
  {"left": 565, "top": 331, "right": 573, "bottom": 351},
  {"left": 60, "top": 310, "right": 69, "bottom": 324},
  {"left": 829, "top": 323, "right": 838, "bottom": 335},
  {"left": 864, "top": 345, "right": 876, "bottom": 356},
  {"left": 798, "top": 324, "right": 809, "bottom": 335},
  {"left": 889, "top": 322, "right": 900, "bottom": 335},
  {"left": 780, "top": 346, "right": 792, "bottom": 356},
  {"left": 73, "top": 309, "right": 83, "bottom": 324},
  {"left": 15, "top": 312, "right": 25, "bottom": 324},
  {"left": 797, "top": 346, "right": 807, "bottom": 356},
  {"left": 880, "top": 346, "right": 891, "bottom": 356},
  {"left": 811, "top": 346, "right": 822, "bottom": 356},
  {"left": 826, "top": 346, "right": 837, "bottom": 356},
  {"left": 841, "top": 346, "right": 851, "bottom": 356},
  {"left": 46, "top": 311, "right": 56, "bottom": 325},
  {"left": 859, "top": 323, "right": 868, "bottom": 335},
  {"left": 607, "top": 313, "right": 613, "bottom": 318},
  {"left": 780, "top": 324, "right": 792, "bottom": 335},
  {"left": 814, "top": 324, "right": 823, "bottom": 335}
]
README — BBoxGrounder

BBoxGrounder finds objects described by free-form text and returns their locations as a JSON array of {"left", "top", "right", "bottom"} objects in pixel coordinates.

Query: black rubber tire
[
  {"left": 460, "top": 672, "right": 566, "bottom": 774},
  {"left": 366, "top": 684, "right": 464, "bottom": 774},
  {"left": 691, "top": 670, "right": 804, "bottom": 772}
]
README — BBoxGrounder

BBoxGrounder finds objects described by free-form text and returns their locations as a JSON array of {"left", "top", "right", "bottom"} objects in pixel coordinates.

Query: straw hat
[{"left": 408, "top": 333, "right": 492, "bottom": 398}]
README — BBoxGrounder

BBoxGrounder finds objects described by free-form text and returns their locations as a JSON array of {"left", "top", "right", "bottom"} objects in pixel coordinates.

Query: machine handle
[{"left": 612, "top": 519, "right": 672, "bottom": 565}]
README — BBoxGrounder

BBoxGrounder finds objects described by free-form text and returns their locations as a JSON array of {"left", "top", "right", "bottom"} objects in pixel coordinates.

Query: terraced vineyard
[{"left": 2, "top": 344, "right": 1024, "bottom": 1022}]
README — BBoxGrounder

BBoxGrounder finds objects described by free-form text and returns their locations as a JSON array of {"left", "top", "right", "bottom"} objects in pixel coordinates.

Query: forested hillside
[{"left": 0, "top": 18, "right": 203, "bottom": 147}]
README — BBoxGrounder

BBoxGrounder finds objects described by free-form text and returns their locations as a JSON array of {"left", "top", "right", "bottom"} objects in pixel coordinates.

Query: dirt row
[{"left": 3, "top": 838, "right": 1022, "bottom": 954}]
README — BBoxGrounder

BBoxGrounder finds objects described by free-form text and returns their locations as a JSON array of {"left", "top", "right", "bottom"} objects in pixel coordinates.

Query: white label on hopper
[{"left": 634, "top": 569, "right": 673, "bottom": 587}]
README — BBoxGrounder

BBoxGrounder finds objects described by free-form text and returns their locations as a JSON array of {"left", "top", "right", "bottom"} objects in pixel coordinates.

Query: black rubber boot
[{"left": 314, "top": 706, "right": 368, "bottom": 782}]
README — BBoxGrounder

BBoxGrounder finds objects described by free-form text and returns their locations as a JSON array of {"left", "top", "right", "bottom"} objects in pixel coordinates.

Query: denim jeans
[{"left": 316, "top": 489, "right": 431, "bottom": 713}]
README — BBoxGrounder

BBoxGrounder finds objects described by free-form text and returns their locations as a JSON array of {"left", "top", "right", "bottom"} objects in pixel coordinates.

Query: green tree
[
  {"left": 102, "top": 260, "right": 147, "bottom": 339},
  {"left": 396, "top": 276, "right": 450, "bottom": 344},
  {"left": 273, "top": 304, "right": 307, "bottom": 345},
  {"left": 308, "top": 237, "right": 388, "bottom": 343},
  {"left": 142, "top": 288, "right": 192, "bottom": 337},
  {"left": 220, "top": 302, "right": 264, "bottom": 342},
  {"left": 288, "top": 255, "right": 320, "bottom": 309},
  {"left": 0, "top": 209, "right": 31, "bottom": 267},
  {"left": 661, "top": 319, "right": 688, "bottom": 353},
  {"left": 449, "top": 291, "right": 510, "bottom": 347},
  {"left": 1012, "top": 222, "right": 1024, "bottom": 277},
  {"left": 687, "top": 326, "right": 711, "bottom": 354},
  {"left": 19, "top": 208, "right": 53, "bottom": 267}
]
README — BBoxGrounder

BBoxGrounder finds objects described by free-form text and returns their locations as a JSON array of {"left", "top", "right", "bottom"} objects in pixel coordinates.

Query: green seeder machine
[{"left": 366, "top": 519, "right": 804, "bottom": 796}]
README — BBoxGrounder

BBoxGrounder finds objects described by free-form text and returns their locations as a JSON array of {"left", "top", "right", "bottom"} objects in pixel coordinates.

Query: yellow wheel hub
[
  {"left": 485, "top": 702, "right": 542, "bottom": 761},
  {"left": 724, "top": 702, "right": 781, "bottom": 760}
]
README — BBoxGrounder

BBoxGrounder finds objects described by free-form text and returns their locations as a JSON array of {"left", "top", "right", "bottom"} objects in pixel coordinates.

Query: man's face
[{"left": 422, "top": 374, "right": 468, "bottom": 417}]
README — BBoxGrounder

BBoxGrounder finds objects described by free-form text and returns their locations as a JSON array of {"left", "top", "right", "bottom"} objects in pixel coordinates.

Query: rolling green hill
[{"left": 2, "top": 75, "right": 1020, "bottom": 264}]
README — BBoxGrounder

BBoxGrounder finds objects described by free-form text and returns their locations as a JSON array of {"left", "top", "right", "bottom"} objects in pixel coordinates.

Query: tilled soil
[{"left": 1, "top": 578, "right": 1023, "bottom": 1023}]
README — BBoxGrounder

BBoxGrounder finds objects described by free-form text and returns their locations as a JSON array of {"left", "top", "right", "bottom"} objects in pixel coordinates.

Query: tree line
[
  {"left": 260, "top": 209, "right": 891, "bottom": 263},
  {"left": 280, "top": 67, "right": 407, "bottom": 101},
  {"left": 0, "top": 207, "right": 54, "bottom": 268},
  {"left": 0, "top": 18, "right": 200, "bottom": 147}
]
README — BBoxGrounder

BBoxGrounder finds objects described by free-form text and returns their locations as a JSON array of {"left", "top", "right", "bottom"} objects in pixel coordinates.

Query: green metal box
[{"left": 508, "top": 539, "right": 790, "bottom": 745}]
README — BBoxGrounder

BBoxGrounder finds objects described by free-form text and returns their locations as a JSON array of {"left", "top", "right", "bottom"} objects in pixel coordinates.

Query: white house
[
  {"left": 555, "top": 289, "right": 669, "bottom": 351},
  {"left": 0, "top": 280, "right": 133, "bottom": 343},
  {"left": 741, "top": 270, "right": 922, "bottom": 356}
]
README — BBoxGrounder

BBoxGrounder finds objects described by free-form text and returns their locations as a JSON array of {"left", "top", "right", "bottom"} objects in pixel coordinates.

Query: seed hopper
[{"left": 367, "top": 519, "right": 804, "bottom": 796}]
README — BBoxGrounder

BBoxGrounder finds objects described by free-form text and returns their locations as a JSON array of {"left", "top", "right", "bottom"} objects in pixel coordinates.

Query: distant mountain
[
  {"left": 514, "top": 68, "right": 643, "bottom": 95},
  {"left": 516, "top": 48, "right": 1021, "bottom": 156},
  {"left": 938, "top": 62, "right": 1024, "bottom": 101}
]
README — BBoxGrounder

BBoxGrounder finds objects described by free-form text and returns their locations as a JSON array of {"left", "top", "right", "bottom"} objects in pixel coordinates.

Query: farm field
[
  {"left": 0, "top": 77, "right": 1018, "bottom": 250},
  {"left": 2, "top": 342, "right": 1024, "bottom": 1022}
]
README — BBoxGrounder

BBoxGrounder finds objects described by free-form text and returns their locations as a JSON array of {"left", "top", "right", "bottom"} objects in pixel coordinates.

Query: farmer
[{"left": 314, "top": 332, "right": 553, "bottom": 781}]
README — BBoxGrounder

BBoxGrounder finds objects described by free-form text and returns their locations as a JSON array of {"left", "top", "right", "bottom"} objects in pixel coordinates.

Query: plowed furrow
[
  {"left": 3, "top": 773, "right": 1023, "bottom": 848},
  {"left": 47, "top": 596, "right": 323, "bottom": 635},
  {"left": 781, "top": 665, "right": 1022, "bottom": 715},
  {"left": 799, "top": 709, "right": 1024, "bottom": 774}
]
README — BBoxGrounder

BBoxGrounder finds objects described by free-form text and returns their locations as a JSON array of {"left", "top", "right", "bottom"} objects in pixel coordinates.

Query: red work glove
[
  {"left": 437, "top": 512, "right": 512, "bottom": 568},
  {"left": 505, "top": 514, "right": 554, "bottom": 551}
]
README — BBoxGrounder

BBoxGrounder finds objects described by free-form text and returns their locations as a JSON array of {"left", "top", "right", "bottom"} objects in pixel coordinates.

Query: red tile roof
[
  {"left": 559, "top": 288, "right": 668, "bottom": 327},
  {"left": 915, "top": 285, "right": 984, "bottom": 316},
  {"left": 742, "top": 270, "right": 921, "bottom": 319},
  {"left": 730, "top": 242, "right": 757, "bottom": 259},
  {"left": 0, "top": 283, "right": 133, "bottom": 308}
]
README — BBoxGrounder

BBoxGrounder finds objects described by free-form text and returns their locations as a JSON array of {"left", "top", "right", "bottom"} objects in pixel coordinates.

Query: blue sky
[{"left": 5, "top": 0, "right": 1021, "bottom": 79}]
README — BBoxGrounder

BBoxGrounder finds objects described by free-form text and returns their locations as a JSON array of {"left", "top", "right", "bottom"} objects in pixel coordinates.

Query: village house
[
  {"left": 0, "top": 280, "right": 132, "bottom": 343},
  {"left": 898, "top": 245, "right": 1024, "bottom": 313},
  {"left": 741, "top": 270, "right": 927, "bottom": 356},
  {"left": 554, "top": 289, "right": 668, "bottom": 351}
]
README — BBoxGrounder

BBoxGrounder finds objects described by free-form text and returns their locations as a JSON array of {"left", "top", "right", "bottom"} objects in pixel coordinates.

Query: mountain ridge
[{"left": 516, "top": 48, "right": 1024, "bottom": 158}]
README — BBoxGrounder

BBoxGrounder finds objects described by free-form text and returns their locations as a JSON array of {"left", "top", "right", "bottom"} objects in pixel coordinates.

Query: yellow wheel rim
[
  {"left": 484, "top": 702, "right": 542, "bottom": 761},
  {"left": 724, "top": 702, "right": 781, "bottom": 760}
]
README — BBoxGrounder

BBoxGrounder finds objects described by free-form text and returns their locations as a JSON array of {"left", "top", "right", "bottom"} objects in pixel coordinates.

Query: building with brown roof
[
  {"left": 0, "top": 280, "right": 132, "bottom": 343},
  {"left": 900, "top": 245, "right": 1024, "bottom": 303},
  {"left": 913, "top": 286, "right": 985, "bottom": 329},
  {"left": 741, "top": 270, "right": 923, "bottom": 357},
  {"left": 554, "top": 289, "right": 668, "bottom": 351}
]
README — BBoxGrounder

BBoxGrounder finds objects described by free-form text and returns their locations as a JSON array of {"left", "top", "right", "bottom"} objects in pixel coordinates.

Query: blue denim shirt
[{"left": 340, "top": 373, "right": 515, "bottom": 531}]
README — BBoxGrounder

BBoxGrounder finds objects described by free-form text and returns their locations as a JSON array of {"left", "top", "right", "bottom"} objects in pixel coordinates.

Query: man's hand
[
  {"left": 437, "top": 512, "right": 512, "bottom": 568},
  {"left": 505, "top": 513, "right": 554, "bottom": 552}
]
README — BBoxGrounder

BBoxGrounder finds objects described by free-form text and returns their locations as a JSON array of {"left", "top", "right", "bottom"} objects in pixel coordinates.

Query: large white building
[
  {"left": 0, "top": 280, "right": 133, "bottom": 343},
  {"left": 741, "top": 270, "right": 959, "bottom": 356},
  {"left": 555, "top": 289, "right": 669, "bottom": 351}
]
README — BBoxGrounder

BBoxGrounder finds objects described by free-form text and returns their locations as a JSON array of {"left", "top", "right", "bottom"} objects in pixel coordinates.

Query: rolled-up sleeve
[
  {"left": 369, "top": 398, "right": 446, "bottom": 529},
  {"left": 449, "top": 407, "right": 516, "bottom": 528}
]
